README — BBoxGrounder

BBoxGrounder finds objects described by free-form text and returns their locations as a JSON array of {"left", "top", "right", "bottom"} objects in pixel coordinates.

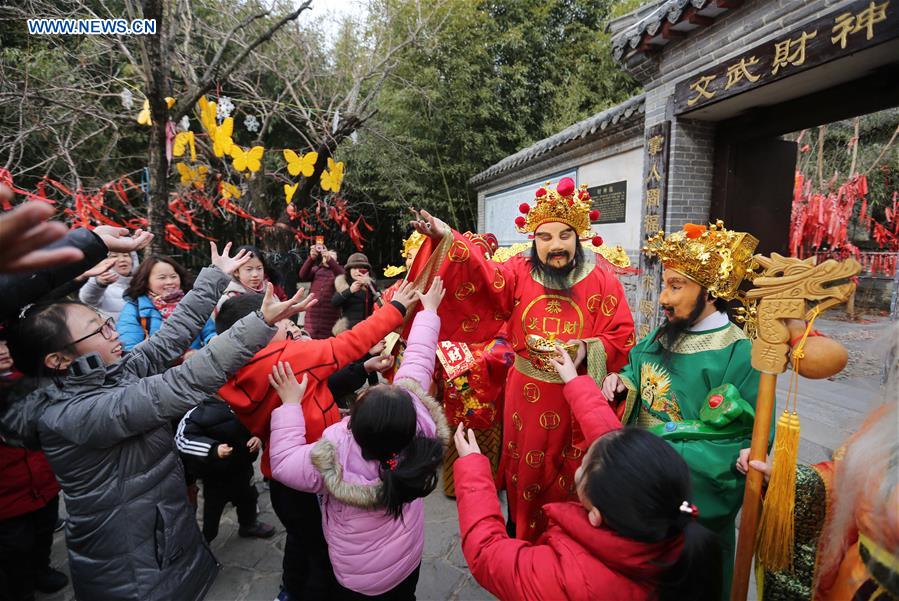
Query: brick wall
[{"left": 632, "top": 0, "right": 860, "bottom": 311}]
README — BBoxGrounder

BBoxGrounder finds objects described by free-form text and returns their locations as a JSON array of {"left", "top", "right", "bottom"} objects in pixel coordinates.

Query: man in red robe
[{"left": 409, "top": 177, "right": 635, "bottom": 541}]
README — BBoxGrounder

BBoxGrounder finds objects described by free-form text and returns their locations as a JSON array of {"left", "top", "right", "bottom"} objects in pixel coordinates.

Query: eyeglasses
[{"left": 69, "top": 317, "right": 117, "bottom": 346}]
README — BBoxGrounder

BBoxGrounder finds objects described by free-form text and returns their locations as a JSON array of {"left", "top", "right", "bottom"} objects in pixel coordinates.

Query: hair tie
[
  {"left": 679, "top": 501, "right": 699, "bottom": 518},
  {"left": 18, "top": 303, "right": 34, "bottom": 319},
  {"left": 384, "top": 452, "right": 398, "bottom": 471}
]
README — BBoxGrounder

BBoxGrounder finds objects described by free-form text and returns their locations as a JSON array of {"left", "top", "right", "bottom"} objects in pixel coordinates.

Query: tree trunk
[{"left": 143, "top": 0, "right": 169, "bottom": 254}]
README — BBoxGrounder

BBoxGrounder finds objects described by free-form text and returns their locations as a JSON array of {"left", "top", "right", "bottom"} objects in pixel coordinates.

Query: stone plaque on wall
[{"left": 587, "top": 180, "right": 627, "bottom": 224}]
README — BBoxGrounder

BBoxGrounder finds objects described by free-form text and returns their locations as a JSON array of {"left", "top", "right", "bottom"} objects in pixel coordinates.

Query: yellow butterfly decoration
[
  {"left": 175, "top": 163, "right": 208, "bottom": 189},
  {"left": 283, "top": 149, "right": 318, "bottom": 177},
  {"left": 136, "top": 97, "right": 176, "bottom": 126},
  {"left": 220, "top": 181, "right": 242, "bottom": 200},
  {"left": 284, "top": 183, "right": 298, "bottom": 205},
  {"left": 231, "top": 145, "right": 265, "bottom": 173},
  {"left": 197, "top": 96, "right": 218, "bottom": 135},
  {"left": 212, "top": 117, "right": 234, "bottom": 158},
  {"left": 320, "top": 158, "right": 345, "bottom": 193},
  {"left": 137, "top": 99, "right": 151, "bottom": 126},
  {"left": 173, "top": 131, "right": 197, "bottom": 162}
]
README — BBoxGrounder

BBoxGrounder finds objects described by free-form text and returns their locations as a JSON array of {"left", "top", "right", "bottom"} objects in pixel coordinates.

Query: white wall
[
  {"left": 577, "top": 147, "right": 644, "bottom": 252},
  {"left": 482, "top": 149, "right": 644, "bottom": 252},
  {"left": 483, "top": 169, "right": 577, "bottom": 246}
]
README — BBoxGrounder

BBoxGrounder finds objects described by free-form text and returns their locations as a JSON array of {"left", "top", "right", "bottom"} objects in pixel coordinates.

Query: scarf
[{"left": 149, "top": 289, "right": 185, "bottom": 319}]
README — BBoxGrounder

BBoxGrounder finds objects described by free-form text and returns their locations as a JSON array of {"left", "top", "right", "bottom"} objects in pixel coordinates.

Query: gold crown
[
  {"left": 401, "top": 231, "right": 425, "bottom": 258},
  {"left": 384, "top": 231, "right": 427, "bottom": 276},
  {"left": 516, "top": 178, "right": 596, "bottom": 237},
  {"left": 642, "top": 220, "right": 758, "bottom": 300}
]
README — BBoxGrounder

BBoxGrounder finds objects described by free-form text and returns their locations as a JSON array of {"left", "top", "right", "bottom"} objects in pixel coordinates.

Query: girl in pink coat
[{"left": 268, "top": 277, "right": 450, "bottom": 599}]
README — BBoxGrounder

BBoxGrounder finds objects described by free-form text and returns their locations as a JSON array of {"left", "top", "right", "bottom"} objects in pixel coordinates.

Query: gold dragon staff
[{"left": 730, "top": 254, "right": 861, "bottom": 601}]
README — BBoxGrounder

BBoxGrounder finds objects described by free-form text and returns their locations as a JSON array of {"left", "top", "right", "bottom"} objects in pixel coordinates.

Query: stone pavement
[{"left": 35, "top": 316, "right": 890, "bottom": 601}]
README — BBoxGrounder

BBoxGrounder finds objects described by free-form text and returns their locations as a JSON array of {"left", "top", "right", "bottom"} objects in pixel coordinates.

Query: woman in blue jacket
[{"left": 117, "top": 255, "right": 216, "bottom": 352}]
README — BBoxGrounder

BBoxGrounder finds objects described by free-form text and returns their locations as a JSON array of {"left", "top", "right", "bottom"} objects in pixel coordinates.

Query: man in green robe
[{"left": 602, "top": 221, "right": 764, "bottom": 598}]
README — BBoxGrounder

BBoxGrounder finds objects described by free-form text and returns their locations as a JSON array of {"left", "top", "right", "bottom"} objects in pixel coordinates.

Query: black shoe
[
  {"left": 238, "top": 521, "right": 276, "bottom": 538},
  {"left": 34, "top": 568, "right": 68, "bottom": 594}
]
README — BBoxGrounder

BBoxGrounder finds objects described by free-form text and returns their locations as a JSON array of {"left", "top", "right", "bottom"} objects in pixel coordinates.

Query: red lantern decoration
[
  {"left": 592, "top": 235, "right": 603, "bottom": 247},
  {"left": 519, "top": 203, "right": 530, "bottom": 214},
  {"left": 589, "top": 209, "right": 600, "bottom": 221}
]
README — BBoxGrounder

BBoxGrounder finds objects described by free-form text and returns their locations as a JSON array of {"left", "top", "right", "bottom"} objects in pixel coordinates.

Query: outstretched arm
[
  {"left": 267, "top": 362, "right": 325, "bottom": 493},
  {"left": 453, "top": 448, "right": 564, "bottom": 600},
  {"left": 393, "top": 278, "right": 444, "bottom": 391},
  {"left": 551, "top": 347, "right": 622, "bottom": 443},
  {"left": 131, "top": 242, "right": 252, "bottom": 373}
]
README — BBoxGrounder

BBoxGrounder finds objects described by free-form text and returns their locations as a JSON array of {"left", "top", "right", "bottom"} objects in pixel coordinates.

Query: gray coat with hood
[{"left": 3, "top": 265, "right": 276, "bottom": 601}]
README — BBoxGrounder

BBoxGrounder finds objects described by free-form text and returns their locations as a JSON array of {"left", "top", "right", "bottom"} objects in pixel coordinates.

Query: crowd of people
[{"left": 0, "top": 175, "right": 895, "bottom": 601}]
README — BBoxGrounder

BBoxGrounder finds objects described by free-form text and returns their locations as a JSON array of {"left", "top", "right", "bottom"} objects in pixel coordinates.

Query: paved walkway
[{"left": 36, "top": 316, "right": 890, "bottom": 601}]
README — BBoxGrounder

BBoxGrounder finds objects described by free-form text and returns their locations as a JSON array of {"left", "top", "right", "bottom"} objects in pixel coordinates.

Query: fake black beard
[
  {"left": 529, "top": 243, "right": 584, "bottom": 292},
  {"left": 656, "top": 288, "right": 708, "bottom": 363}
]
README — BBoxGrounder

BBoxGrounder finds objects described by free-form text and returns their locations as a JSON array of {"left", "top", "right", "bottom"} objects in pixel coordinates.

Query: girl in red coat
[{"left": 453, "top": 349, "right": 722, "bottom": 601}]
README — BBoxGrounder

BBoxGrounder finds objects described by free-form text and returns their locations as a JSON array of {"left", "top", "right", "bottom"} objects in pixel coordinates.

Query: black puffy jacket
[{"left": 176, "top": 398, "right": 257, "bottom": 478}]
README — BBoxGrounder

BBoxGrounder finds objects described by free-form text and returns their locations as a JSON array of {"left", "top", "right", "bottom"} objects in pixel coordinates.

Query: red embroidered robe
[{"left": 411, "top": 230, "right": 635, "bottom": 541}]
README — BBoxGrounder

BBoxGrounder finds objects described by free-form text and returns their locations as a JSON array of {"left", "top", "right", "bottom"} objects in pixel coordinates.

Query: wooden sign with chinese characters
[
  {"left": 675, "top": 0, "right": 898, "bottom": 114},
  {"left": 636, "top": 122, "right": 670, "bottom": 339},
  {"left": 587, "top": 181, "right": 627, "bottom": 224}
]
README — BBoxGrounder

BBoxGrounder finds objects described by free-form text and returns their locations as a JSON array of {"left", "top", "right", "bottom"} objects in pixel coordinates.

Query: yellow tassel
[{"left": 756, "top": 410, "right": 801, "bottom": 571}]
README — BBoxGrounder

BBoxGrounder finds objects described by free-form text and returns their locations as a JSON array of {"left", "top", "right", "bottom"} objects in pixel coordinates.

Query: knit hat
[{"left": 345, "top": 252, "right": 371, "bottom": 271}]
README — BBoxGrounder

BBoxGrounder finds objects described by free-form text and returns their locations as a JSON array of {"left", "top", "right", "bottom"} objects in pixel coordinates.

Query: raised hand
[
  {"left": 409, "top": 208, "right": 448, "bottom": 241},
  {"left": 549, "top": 344, "right": 579, "bottom": 384},
  {"left": 453, "top": 423, "right": 482, "bottom": 458},
  {"left": 601, "top": 373, "right": 626, "bottom": 401},
  {"left": 417, "top": 276, "right": 445, "bottom": 312},
  {"left": 267, "top": 360, "right": 309, "bottom": 405},
  {"left": 96, "top": 270, "right": 120, "bottom": 286},
  {"left": 364, "top": 354, "right": 394, "bottom": 374},
  {"left": 210, "top": 241, "right": 251, "bottom": 275},
  {"left": 247, "top": 436, "right": 262, "bottom": 453},
  {"left": 389, "top": 280, "right": 419, "bottom": 311},
  {"left": 261, "top": 283, "right": 317, "bottom": 326},
  {"left": 0, "top": 201, "right": 83, "bottom": 273},
  {"left": 93, "top": 225, "right": 154, "bottom": 253},
  {"left": 78, "top": 257, "right": 117, "bottom": 281}
]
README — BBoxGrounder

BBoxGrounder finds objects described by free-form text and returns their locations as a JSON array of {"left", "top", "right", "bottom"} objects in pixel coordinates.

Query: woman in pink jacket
[{"left": 268, "top": 277, "right": 450, "bottom": 600}]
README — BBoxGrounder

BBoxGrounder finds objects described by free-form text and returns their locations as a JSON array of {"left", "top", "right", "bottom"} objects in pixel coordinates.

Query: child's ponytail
[
  {"left": 378, "top": 435, "right": 444, "bottom": 519},
  {"left": 657, "top": 520, "right": 722, "bottom": 601},
  {"left": 349, "top": 384, "right": 445, "bottom": 520}
]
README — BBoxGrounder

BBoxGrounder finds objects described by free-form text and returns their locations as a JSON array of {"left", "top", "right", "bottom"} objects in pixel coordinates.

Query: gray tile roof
[
  {"left": 469, "top": 94, "right": 645, "bottom": 187},
  {"left": 610, "top": 0, "right": 731, "bottom": 62}
]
